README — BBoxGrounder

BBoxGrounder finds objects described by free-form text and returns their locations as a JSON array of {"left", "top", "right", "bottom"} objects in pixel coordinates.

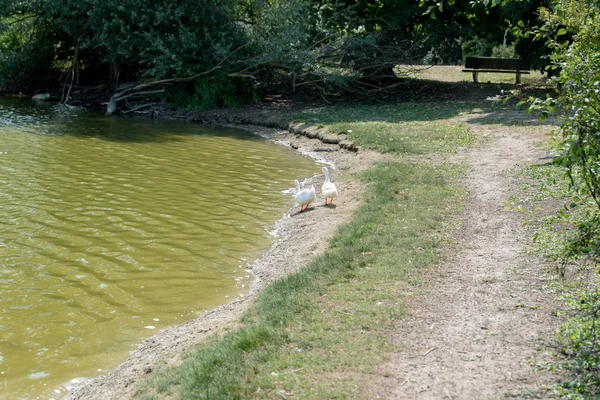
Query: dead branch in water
[
  {"left": 105, "top": 66, "right": 223, "bottom": 115},
  {"left": 121, "top": 103, "right": 157, "bottom": 115},
  {"left": 106, "top": 43, "right": 256, "bottom": 115}
]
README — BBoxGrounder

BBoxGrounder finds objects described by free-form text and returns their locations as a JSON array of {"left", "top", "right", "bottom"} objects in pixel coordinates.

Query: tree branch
[
  {"left": 107, "top": 90, "right": 165, "bottom": 114},
  {"left": 122, "top": 103, "right": 156, "bottom": 114}
]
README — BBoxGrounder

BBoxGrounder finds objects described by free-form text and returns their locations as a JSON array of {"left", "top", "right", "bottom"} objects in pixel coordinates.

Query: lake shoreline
[{"left": 63, "top": 116, "right": 381, "bottom": 400}]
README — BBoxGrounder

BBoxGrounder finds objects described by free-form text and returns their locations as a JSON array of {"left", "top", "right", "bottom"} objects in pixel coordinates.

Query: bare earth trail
[{"left": 369, "top": 121, "right": 561, "bottom": 399}]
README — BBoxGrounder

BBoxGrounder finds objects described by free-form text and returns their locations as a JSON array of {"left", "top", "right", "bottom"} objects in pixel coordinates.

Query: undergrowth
[
  {"left": 511, "top": 152, "right": 600, "bottom": 400},
  {"left": 166, "top": 72, "right": 257, "bottom": 111}
]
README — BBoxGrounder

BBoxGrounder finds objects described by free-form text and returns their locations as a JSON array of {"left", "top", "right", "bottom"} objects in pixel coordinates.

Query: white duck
[
  {"left": 294, "top": 179, "right": 316, "bottom": 212},
  {"left": 321, "top": 166, "right": 338, "bottom": 205}
]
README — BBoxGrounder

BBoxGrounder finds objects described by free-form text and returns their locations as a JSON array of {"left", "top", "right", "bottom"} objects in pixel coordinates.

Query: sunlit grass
[
  {"left": 400, "top": 65, "right": 551, "bottom": 85},
  {"left": 290, "top": 102, "right": 479, "bottom": 154}
]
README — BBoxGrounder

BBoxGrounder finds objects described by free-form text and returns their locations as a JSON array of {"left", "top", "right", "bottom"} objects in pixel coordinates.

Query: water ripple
[{"left": 0, "top": 99, "right": 317, "bottom": 399}]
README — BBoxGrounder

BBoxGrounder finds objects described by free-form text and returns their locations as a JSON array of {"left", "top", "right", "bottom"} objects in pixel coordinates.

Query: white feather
[
  {"left": 321, "top": 167, "right": 338, "bottom": 204},
  {"left": 294, "top": 179, "right": 316, "bottom": 211}
]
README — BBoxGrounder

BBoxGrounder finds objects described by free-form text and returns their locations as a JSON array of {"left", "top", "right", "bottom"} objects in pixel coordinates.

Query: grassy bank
[
  {"left": 289, "top": 102, "right": 477, "bottom": 154},
  {"left": 137, "top": 102, "right": 481, "bottom": 399}
]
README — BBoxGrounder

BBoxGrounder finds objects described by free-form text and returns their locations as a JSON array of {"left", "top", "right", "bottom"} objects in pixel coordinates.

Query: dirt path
[{"left": 369, "top": 124, "right": 560, "bottom": 399}]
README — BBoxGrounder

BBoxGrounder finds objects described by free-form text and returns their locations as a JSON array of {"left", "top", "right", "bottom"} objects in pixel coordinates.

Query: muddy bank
[
  {"left": 63, "top": 122, "right": 381, "bottom": 400},
  {"left": 184, "top": 109, "right": 359, "bottom": 152},
  {"left": 144, "top": 106, "right": 358, "bottom": 153}
]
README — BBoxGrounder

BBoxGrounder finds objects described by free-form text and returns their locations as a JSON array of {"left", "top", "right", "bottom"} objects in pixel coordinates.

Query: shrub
[
  {"left": 520, "top": 2, "right": 600, "bottom": 398},
  {"left": 554, "top": 289, "right": 600, "bottom": 399},
  {"left": 166, "top": 72, "right": 256, "bottom": 111},
  {"left": 0, "top": 18, "right": 57, "bottom": 91},
  {"left": 491, "top": 43, "right": 516, "bottom": 58},
  {"left": 461, "top": 37, "right": 494, "bottom": 58}
]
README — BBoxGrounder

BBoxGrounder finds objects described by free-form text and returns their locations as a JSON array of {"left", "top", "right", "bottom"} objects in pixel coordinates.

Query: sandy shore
[{"left": 62, "top": 123, "right": 381, "bottom": 400}]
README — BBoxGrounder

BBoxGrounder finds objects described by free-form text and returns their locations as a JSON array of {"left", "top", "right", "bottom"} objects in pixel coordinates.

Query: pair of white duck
[{"left": 293, "top": 166, "right": 338, "bottom": 213}]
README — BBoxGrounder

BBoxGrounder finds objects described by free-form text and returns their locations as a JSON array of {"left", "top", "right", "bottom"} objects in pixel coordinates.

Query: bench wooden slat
[
  {"left": 463, "top": 56, "right": 530, "bottom": 83},
  {"left": 462, "top": 69, "right": 530, "bottom": 74}
]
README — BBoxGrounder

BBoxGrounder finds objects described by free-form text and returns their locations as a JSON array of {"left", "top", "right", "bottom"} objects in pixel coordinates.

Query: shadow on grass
[
  {"left": 282, "top": 79, "right": 557, "bottom": 126},
  {"left": 462, "top": 105, "right": 559, "bottom": 128}
]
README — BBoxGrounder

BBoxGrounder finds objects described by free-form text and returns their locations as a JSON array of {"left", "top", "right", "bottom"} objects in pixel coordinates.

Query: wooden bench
[{"left": 462, "top": 56, "right": 530, "bottom": 84}]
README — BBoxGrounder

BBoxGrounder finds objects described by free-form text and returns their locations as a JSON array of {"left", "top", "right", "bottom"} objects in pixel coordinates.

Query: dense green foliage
[
  {"left": 524, "top": 0, "right": 600, "bottom": 263},
  {"left": 0, "top": 0, "right": 557, "bottom": 106},
  {"left": 168, "top": 73, "right": 257, "bottom": 111},
  {"left": 0, "top": 0, "right": 246, "bottom": 84},
  {"left": 420, "top": 0, "right": 551, "bottom": 66}
]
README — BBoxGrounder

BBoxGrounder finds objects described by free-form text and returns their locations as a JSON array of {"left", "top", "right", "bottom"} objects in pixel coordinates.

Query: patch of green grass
[
  {"left": 289, "top": 103, "right": 479, "bottom": 154},
  {"left": 137, "top": 160, "right": 467, "bottom": 399},
  {"left": 343, "top": 120, "right": 475, "bottom": 154},
  {"left": 291, "top": 102, "right": 474, "bottom": 124}
]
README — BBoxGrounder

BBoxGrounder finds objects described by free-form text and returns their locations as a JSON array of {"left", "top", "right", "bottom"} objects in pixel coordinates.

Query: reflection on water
[{"left": 0, "top": 98, "right": 317, "bottom": 399}]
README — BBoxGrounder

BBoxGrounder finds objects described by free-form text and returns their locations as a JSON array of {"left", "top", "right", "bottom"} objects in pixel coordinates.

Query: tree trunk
[{"left": 109, "top": 55, "right": 121, "bottom": 91}]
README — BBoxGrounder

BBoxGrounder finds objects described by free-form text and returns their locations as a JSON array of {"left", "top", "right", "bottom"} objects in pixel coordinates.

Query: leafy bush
[
  {"left": 0, "top": 0, "right": 248, "bottom": 88},
  {"left": 462, "top": 37, "right": 495, "bottom": 58},
  {"left": 554, "top": 289, "right": 600, "bottom": 399},
  {"left": 0, "top": 17, "right": 57, "bottom": 90},
  {"left": 522, "top": 2, "right": 600, "bottom": 262},
  {"left": 461, "top": 40, "right": 516, "bottom": 59},
  {"left": 491, "top": 43, "right": 516, "bottom": 58},
  {"left": 551, "top": 37, "right": 600, "bottom": 265},
  {"left": 518, "top": 2, "right": 600, "bottom": 398},
  {"left": 167, "top": 72, "right": 256, "bottom": 111}
]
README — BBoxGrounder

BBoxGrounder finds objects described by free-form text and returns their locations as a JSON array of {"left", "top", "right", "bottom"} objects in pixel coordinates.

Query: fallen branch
[
  {"left": 104, "top": 65, "right": 259, "bottom": 115},
  {"left": 107, "top": 90, "right": 165, "bottom": 115},
  {"left": 62, "top": 68, "right": 76, "bottom": 106},
  {"left": 121, "top": 103, "right": 156, "bottom": 115}
]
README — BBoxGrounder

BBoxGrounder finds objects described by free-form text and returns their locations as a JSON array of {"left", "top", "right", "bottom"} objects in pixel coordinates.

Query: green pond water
[{"left": 0, "top": 99, "right": 317, "bottom": 399}]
